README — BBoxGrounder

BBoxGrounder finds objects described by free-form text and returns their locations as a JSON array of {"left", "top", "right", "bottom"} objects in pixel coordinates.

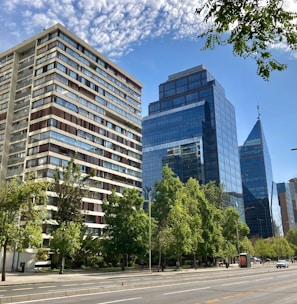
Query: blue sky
[{"left": 1, "top": 0, "right": 297, "bottom": 183}]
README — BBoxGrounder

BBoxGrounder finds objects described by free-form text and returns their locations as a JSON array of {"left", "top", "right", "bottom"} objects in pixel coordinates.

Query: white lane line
[
  {"left": 97, "top": 298, "right": 142, "bottom": 304},
  {"left": 222, "top": 280, "right": 250, "bottom": 286},
  {"left": 164, "top": 286, "right": 210, "bottom": 295},
  {"left": 254, "top": 277, "right": 273, "bottom": 282}
]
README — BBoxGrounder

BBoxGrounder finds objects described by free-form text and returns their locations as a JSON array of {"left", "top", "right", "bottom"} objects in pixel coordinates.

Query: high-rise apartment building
[
  {"left": 277, "top": 182, "right": 295, "bottom": 235},
  {"left": 239, "top": 117, "right": 282, "bottom": 238},
  {"left": 0, "top": 24, "right": 142, "bottom": 245},
  {"left": 142, "top": 65, "right": 244, "bottom": 212}
]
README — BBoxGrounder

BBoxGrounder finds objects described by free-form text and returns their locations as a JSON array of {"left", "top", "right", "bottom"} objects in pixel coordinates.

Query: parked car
[{"left": 276, "top": 259, "right": 289, "bottom": 268}]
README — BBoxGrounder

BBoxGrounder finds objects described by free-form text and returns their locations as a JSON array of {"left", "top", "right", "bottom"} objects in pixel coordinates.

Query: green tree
[
  {"left": 72, "top": 229, "right": 102, "bottom": 268},
  {"left": 102, "top": 188, "right": 149, "bottom": 270},
  {"left": 201, "top": 181, "right": 225, "bottom": 209},
  {"left": 53, "top": 157, "right": 92, "bottom": 225},
  {"left": 163, "top": 193, "right": 193, "bottom": 266},
  {"left": 50, "top": 221, "right": 82, "bottom": 274},
  {"left": 221, "top": 207, "right": 240, "bottom": 252},
  {"left": 286, "top": 227, "right": 297, "bottom": 256},
  {"left": 254, "top": 238, "right": 275, "bottom": 260},
  {"left": 152, "top": 165, "right": 184, "bottom": 269},
  {"left": 52, "top": 157, "right": 94, "bottom": 273},
  {"left": 0, "top": 177, "right": 48, "bottom": 281},
  {"left": 221, "top": 207, "right": 250, "bottom": 256},
  {"left": 183, "top": 178, "right": 203, "bottom": 268},
  {"left": 196, "top": 0, "right": 297, "bottom": 80},
  {"left": 241, "top": 237, "right": 255, "bottom": 256},
  {"left": 196, "top": 190, "right": 223, "bottom": 262},
  {"left": 271, "top": 237, "right": 294, "bottom": 259}
]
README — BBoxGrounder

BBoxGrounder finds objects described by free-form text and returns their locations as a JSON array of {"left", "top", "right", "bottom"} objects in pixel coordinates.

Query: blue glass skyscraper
[
  {"left": 142, "top": 65, "right": 243, "bottom": 212},
  {"left": 239, "top": 117, "right": 282, "bottom": 238}
]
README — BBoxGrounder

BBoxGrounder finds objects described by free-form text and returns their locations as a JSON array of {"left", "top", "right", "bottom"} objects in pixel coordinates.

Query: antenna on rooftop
[{"left": 257, "top": 104, "right": 261, "bottom": 120}]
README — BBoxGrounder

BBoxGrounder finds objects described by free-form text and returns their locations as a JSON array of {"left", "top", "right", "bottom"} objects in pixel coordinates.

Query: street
[{"left": 2, "top": 264, "right": 297, "bottom": 304}]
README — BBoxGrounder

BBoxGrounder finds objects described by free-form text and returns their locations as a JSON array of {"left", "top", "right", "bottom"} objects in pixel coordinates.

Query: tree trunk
[
  {"left": 59, "top": 253, "right": 64, "bottom": 274},
  {"left": 2, "top": 239, "right": 7, "bottom": 281},
  {"left": 158, "top": 245, "right": 162, "bottom": 272},
  {"left": 193, "top": 253, "right": 197, "bottom": 269},
  {"left": 121, "top": 254, "right": 126, "bottom": 271}
]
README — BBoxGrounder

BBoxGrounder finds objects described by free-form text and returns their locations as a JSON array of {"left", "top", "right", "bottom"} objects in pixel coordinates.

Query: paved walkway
[{"left": 0, "top": 262, "right": 278, "bottom": 286}]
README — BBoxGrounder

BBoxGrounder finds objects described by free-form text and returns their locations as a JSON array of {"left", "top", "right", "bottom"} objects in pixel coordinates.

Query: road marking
[
  {"left": 62, "top": 284, "right": 78, "bottom": 286},
  {"left": 221, "top": 280, "right": 249, "bottom": 286},
  {"left": 81, "top": 282, "right": 96, "bottom": 285},
  {"left": 205, "top": 299, "right": 220, "bottom": 303},
  {"left": 164, "top": 287, "right": 210, "bottom": 295},
  {"left": 254, "top": 277, "right": 273, "bottom": 282},
  {"left": 13, "top": 287, "right": 33, "bottom": 291},
  {"left": 38, "top": 286, "right": 57, "bottom": 289},
  {"left": 97, "top": 298, "right": 142, "bottom": 304}
]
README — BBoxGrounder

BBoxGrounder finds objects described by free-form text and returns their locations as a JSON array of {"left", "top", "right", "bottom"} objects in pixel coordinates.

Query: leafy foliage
[
  {"left": 53, "top": 157, "right": 93, "bottom": 225},
  {"left": 221, "top": 206, "right": 250, "bottom": 255},
  {"left": 271, "top": 237, "right": 294, "bottom": 258},
  {"left": 163, "top": 196, "right": 193, "bottom": 259},
  {"left": 152, "top": 165, "right": 184, "bottom": 267},
  {"left": 0, "top": 177, "right": 48, "bottom": 280},
  {"left": 50, "top": 221, "right": 82, "bottom": 273},
  {"left": 254, "top": 238, "right": 275, "bottom": 258},
  {"left": 196, "top": 0, "right": 297, "bottom": 80},
  {"left": 51, "top": 156, "right": 94, "bottom": 273},
  {"left": 72, "top": 230, "right": 102, "bottom": 268},
  {"left": 102, "top": 188, "right": 149, "bottom": 270},
  {"left": 152, "top": 165, "right": 184, "bottom": 228},
  {"left": 201, "top": 181, "right": 225, "bottom": 209}
]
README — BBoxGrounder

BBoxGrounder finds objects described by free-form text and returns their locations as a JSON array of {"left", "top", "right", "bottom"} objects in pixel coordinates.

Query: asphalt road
[{"left": 1, "top": 263, "right": 297, "bottom": 304}]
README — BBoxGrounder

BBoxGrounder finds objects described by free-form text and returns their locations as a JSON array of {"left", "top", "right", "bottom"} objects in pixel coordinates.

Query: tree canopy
[
  {"left": 102, "top": 188, "right": 149, "bottom": 270},
  {"left": 52, "top": 157, "right": 90, "bottom": 225},
  {"left": 51, "top": 157, "right": 94, "bottom": 273},
  {"left": 196, "top": 0, "right": 297, "bottom": 80},
  {"left": 0, "top": 177, "right": 48, "bottom": 281}
]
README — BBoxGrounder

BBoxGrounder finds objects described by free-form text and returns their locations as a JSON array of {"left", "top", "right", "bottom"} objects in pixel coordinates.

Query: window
[{"left": 56, "top": 63, "right": 67, "bottom": 73}]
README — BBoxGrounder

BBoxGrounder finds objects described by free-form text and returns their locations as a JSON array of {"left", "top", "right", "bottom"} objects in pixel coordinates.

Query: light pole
[
  {"left": 148, "top": 189, "right": 152, "bottom": 273},
  {"left": 257, "top": 218, "right": 263, "bottom": 238},
  {"left": 143, "top": 188, "right": 153, "bottom": 273}
]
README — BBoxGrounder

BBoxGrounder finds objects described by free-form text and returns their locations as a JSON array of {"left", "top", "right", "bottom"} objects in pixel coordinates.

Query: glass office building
[
  {"left": 142, "top": 65, "right": 244, "bottom": 213},
  {"left": 239, "top": 118, "right": 282, "bottom": 238}
]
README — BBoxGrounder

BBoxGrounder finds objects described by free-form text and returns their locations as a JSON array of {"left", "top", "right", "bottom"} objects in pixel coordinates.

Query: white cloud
[
  {"left": 0, "top": 0, "right": 206, "bottom": 57},
  {"left": 0, "top": 0, "right": 296, "bottom": 59}
]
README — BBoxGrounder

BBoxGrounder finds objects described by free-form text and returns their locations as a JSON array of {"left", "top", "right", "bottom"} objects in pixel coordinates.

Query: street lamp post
[
  {"left": 143, "top": 188, "right": 153, "bottom": 273},
  {"left": 148, "top": 189, "right": 152, "bottom": 273},
  {"left": 257, "top": 218, "right": 263, "bottom": 238}
]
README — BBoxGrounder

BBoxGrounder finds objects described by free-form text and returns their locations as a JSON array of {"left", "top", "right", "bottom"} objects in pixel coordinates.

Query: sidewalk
[{"left": 0, "top": 262, "right": 276, "bottom": 286}]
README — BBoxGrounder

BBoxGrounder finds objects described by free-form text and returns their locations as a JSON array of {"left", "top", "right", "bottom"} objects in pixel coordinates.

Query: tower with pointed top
[{"left": 239, "top": 117, "right": 282, "bottom": 238}]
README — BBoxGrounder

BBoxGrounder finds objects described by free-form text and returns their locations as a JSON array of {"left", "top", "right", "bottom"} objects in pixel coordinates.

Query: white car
[{"left": 276, "top": 260, "right": 289, "bottom": 268}]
